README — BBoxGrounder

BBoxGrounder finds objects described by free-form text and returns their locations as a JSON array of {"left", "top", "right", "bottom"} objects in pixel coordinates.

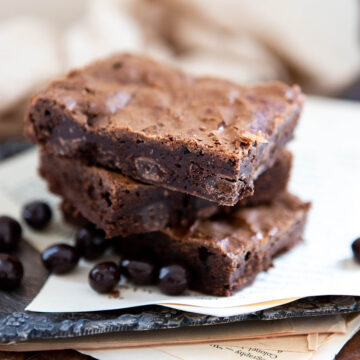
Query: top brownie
[{"left": 25, "top": 53, "right": 304, "bottom": 205}]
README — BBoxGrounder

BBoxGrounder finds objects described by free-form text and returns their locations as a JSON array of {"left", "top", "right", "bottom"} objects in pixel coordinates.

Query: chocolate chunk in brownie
[
  {"left": 26, "top": 53, "right": 303, "bottom": 205},
  {"left": 40, "top": 150, "right": 292, "bottom": 238},
  {"left": 65, "top": 192, "right": 311, "bottom": 296}
]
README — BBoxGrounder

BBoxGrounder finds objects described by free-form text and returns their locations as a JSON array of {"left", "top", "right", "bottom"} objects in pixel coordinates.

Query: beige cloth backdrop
[{"left": 0, "top": 0, "right": 359, "bottom": 137}]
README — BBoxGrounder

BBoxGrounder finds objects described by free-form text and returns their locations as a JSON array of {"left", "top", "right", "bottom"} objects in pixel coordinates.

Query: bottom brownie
[{"left": 63, "top": 192, "right": 310, "bottom": 296}]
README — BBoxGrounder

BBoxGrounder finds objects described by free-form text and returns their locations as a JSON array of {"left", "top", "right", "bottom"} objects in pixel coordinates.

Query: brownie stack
[{"left": 25, "top": 53, "right": 310, "bottom": 296}]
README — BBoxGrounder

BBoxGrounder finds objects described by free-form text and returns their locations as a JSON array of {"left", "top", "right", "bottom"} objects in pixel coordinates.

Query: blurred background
[{"left": 0, "top": 0, "right": 359, "bottom": 156}]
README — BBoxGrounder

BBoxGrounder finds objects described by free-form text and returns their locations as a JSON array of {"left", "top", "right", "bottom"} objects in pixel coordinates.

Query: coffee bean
[
  {"left": 121, "top": 259, "right": 155, "bottom": 284},
  {"left": 158, "top": 264, "right": 189, "bottom": 295},
  {"left": 89, "top": 262, "right": 120, "bottom": 293},
  {"left": 352, "top": 237, "right": 360, "bottom": 262},
  {"left": 0, "top": 254, "right": 23, "bottom": 289},
  {"left": 22, "top": 201, "right": 52, "bottom": 230},
  {"left": 41, "top": 244, "right": 79, "bottom": 274},
  {"left": 0, "top": 216, "right": 22, "bottom": 252},
  {"left": 75, "top": 228, "right": 108, "bottom": 261}
]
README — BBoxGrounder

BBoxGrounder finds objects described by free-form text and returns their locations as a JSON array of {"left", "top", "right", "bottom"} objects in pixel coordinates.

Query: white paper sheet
[{"left": 1, "top": 97, "right": 360, "bottom": 316}]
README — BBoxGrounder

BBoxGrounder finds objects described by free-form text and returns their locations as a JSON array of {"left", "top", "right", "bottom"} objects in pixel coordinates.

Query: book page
[
  {"left": 311, "top": 313, "right": 360, "bottom": 359},
  {"left": 79, "top": 314, "right": 360, "bottom": 360},
  {"left": 1, "top": 97, "right": 360, "bottom": 316},
  {"left": 82, "top": 342, "right": 313, "bottom": 360}
]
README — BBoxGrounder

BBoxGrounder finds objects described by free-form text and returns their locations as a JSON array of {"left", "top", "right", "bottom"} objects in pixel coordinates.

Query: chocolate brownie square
[
  {"left": 26, "top": 53, "right": 303, "bottom": 205},
  {"left": 64, "top": 192, "right": 310, "bottom": 296},
  {"left": 41, "top": 150, "right": 292, "bottom": 238}
]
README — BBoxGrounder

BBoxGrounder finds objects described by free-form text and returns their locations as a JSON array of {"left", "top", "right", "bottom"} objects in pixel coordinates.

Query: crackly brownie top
[
  {"left": 165, "top": 193, "right": 310, "bottom": 255},
  {"left": 33, "top": 53, "right": 304, "bottom": 156}
]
